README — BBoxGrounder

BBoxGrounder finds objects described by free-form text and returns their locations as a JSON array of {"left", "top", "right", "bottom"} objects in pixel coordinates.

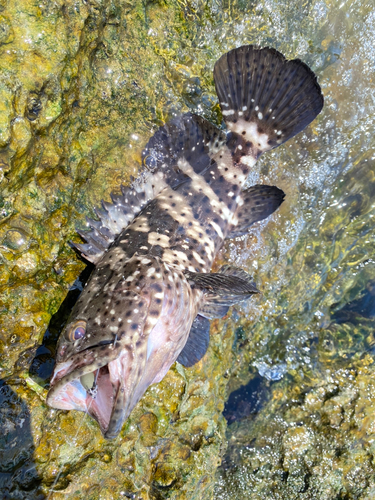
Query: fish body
[{"left": 47, "top": 45, "right": 323, "bottom": 438}]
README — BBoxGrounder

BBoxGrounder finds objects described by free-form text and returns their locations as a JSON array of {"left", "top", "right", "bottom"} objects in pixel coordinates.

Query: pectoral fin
[
  {"left": 199, "top": 303, "right": 230, "bottom": 320},
  {"left": 177, "top": 315, "right": 211, "bottom": 367},
  {"left": 186, "top": 266, "right": 259, "bottom": 319},
  {"left": 186, "top": 265, "right": 259, "bottom": 300},
  {"left": 228, "top": 185, "right": 285, "bottom": 238}
]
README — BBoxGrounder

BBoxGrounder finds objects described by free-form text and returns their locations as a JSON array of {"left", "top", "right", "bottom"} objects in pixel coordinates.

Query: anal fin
[
  {"left": 177, "top": 315, "right": 210, "bottom": 367},
  {"left": 228, "top": 185, "right": 285, "bottom": 238}
]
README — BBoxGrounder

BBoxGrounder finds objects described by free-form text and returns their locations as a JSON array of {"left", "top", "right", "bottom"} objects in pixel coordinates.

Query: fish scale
[{"left": 47, "top": 45, "right": 323, "bottom": 438}]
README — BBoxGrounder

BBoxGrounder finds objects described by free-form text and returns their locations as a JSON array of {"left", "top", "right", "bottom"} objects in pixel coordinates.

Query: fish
[{"left": 46, "top": 45, "right": 324, "bottom": 439}]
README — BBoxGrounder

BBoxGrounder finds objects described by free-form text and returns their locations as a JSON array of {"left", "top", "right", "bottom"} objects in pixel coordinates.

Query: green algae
[{"left": 0, "top": 0, "right": 374, "bottom": 499}]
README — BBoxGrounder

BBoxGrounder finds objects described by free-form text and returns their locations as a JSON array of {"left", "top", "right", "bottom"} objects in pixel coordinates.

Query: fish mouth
[{"left": 46, "top": 344, "right": 133, "bottom": 439}]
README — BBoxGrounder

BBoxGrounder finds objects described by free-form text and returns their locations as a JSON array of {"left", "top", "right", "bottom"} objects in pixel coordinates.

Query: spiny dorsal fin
[
  {"left": 73, "top": 114, "right": 226, "bottom": 264},
  {"left": 72, "top": 184, "right": 152, "bottom": 263},
  {"left": 228, "top": 184, "right": 285, "bottom": 238}
]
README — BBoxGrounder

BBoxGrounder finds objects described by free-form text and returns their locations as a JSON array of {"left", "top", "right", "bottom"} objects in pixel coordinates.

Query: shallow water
[
  {"left": 0, "top": 0, "right": 374, "bottom": 498},
  {"left": 211, "top": 0, "right": 375, "bottom": 497}
]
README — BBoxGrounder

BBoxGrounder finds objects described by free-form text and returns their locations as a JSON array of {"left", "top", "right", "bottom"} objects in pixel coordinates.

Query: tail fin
[{"left": 213, "top": 45, "right": 323, "bottom": 154}]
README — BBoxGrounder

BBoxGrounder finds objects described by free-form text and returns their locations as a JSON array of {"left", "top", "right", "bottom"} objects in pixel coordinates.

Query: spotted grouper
[{"left": 47, "top": 45, "right": 323, "bottom": 438}]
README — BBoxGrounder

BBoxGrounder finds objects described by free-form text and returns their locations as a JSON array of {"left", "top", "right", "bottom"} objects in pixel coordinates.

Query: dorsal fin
[
  {"left": 228, "top": 184, "right": 285, "bottom": 238},
  {"left": 142, "top": 113, "right": 226, "bottom": 180},
  {"left": 73, "top": 184, "right": 153, "bottom": 263},
  {"left": 73, "top": 114, "right": 226, "bottom": 263}
]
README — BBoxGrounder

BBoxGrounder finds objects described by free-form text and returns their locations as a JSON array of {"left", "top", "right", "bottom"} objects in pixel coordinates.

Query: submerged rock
[{"left": 215, "top": 354, "right": 375, "bottom": 500}]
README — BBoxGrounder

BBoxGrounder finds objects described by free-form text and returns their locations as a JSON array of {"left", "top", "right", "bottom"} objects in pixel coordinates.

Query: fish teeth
[{"left": 80, "top": 372, "right": 95, "bottom": 391}]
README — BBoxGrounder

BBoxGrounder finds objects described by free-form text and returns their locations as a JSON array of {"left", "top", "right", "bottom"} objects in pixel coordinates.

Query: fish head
[{"left": 47, "top": 254, "right": 197, "bottom": 439}]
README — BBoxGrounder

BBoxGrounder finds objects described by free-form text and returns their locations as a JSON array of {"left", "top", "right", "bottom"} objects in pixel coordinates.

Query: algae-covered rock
[
  {"left": 1, "top": 1, "right": 242, "bottom": 498},
  {"left": 215, "top": 355, "right": 375, "bottom": 500},
  {"left": 0, "top": 0, "right": 374, "bottom": 498}
]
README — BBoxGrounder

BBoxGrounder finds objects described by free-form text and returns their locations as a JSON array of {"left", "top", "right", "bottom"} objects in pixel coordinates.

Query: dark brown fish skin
[{"left": 47, "top": 45, "right": 323, "bottom": 439}]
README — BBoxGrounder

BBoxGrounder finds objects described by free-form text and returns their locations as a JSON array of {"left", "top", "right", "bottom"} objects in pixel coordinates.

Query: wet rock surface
[
  {"left": 215, "top": 355, "right": 375, "bottom": 500},
  {"left": 0, "top": 0, "right": 374, "bottom": 499}
]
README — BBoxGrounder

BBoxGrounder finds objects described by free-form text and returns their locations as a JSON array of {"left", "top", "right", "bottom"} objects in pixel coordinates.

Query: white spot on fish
[
  {"left": 148, "top": 232, "right": 170, "bottom": 248},
  {"left": 147, "top": 267, "right": 155, "bottom": 276},
  {"left": 192, "top": 251, "right": 205, "bottom": 265},
  {"left": 148, "top": 316, "right": 158, "bottom": 325},
  {"left": 228, "top": 119, "right": 270, "bottom": 152},
  {"left": 241, "top": 156, "right": 257, "bottom": 167},
  {"left": 210, "top": 220, "right": 223, "bottom": 238}
]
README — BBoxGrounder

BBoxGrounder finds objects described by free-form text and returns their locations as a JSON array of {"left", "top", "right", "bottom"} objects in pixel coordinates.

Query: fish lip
[
  {"left": 103, "top": 385, "right": 129, "bottom": 439},
  {"left": 46, "top": 342, "right": 124, "bottom": 436},
  {"left": 49, "top": 340, "right": 119, "bottom": 386}
]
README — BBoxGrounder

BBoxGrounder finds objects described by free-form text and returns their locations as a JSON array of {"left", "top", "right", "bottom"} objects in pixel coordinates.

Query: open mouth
[{"left": 46, "top": 350, "right": 125, "bottom": 437}]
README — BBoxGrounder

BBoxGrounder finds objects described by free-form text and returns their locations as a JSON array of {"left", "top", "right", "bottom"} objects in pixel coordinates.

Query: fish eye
[{"left": 68, "top": 320, "right": 87, "bottom": 342}]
